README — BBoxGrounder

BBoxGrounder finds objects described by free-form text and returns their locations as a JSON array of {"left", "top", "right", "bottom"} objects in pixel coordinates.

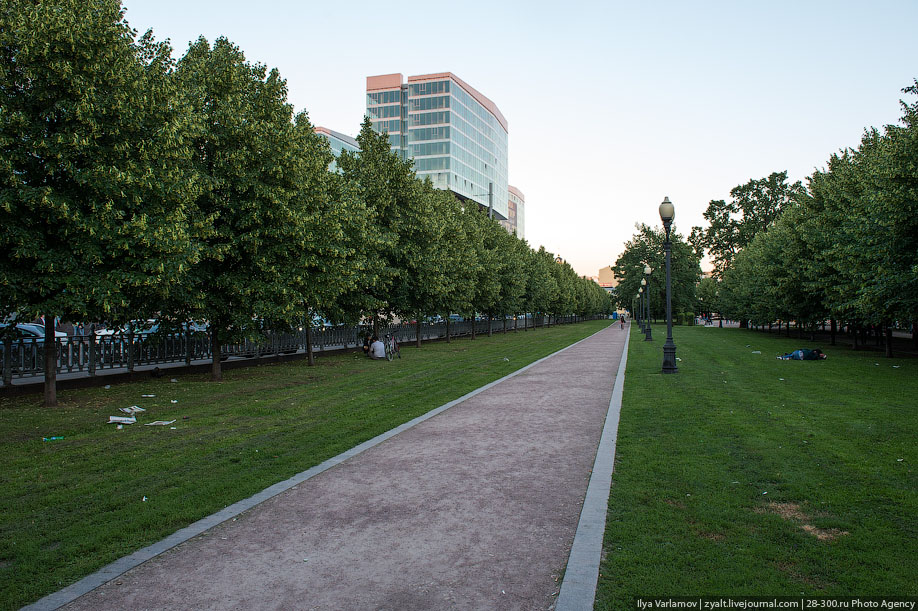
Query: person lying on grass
[{"left": 777, "top": 348, "right": 827, "bottom": 360}]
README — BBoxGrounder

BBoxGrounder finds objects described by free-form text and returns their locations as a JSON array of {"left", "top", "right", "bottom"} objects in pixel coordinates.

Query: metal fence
[{"left": 1, "top": 315, "right": 592, "bottom": 386}]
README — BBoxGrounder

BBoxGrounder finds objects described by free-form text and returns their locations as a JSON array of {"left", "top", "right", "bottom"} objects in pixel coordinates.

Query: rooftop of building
[
  {"left": 366, "top": 72, "right": 508, "bottom": 133},
  {"left": 314, "top": 126, "right": 360, "bottom": 149}
]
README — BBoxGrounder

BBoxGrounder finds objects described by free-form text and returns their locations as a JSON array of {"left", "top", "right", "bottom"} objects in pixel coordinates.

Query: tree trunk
[
  {"left": 373, "top": 314, "right": 379, "bottom": 339},
  {"left": 852, "top": 324, "right": 859, "bottom": 350},
  {"left": 830, "top": 319, "right": 836, "bottom": 346},
  {"left": 445, "top": 317, "right": 451, "bottom": 343},
  {"left": 306, "top": 325, "right": 315, "bottom": 366},
  {"left": 211, "top": 329, "right": 222, "bottom": 381},
  {"left": 416, "top": 318, "right": 422, "bottom": 349},
  {"left": 43, "top": 315, "right": 57, "bottom": 407},
  {"left": 885, "top": 323, "right": 893, "bottom": 358},
  {"left": 488, "top": 312, "right": 493, "bottom": 337},
  {"left": 470, "top": 316, "right": 476, "bottom": 340},
  {"left": 503, "top": 314, "right": 507, "bottom": 334}
]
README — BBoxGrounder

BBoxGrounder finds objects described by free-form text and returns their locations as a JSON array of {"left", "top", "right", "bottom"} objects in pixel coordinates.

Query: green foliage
[
  {"left": 714, "top": 81, "right": 918, "bottom": 332},
  {"left": 170, "top": 37, "right": 305, "bottom": 342},
  {"left": 0, "top": 0, "right": 200, "bottom": 323},
  {"left": 612, "top": 224, "right": 702, "bottom": 318},
  {"left": 693, "top": 172, "right": 805, "bottom": 279},
  {"left": 1, "top": 1, "right": 619, "bottom": 396}
]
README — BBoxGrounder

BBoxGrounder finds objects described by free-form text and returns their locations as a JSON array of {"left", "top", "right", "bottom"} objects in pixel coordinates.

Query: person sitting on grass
[
  {"left": 777, "top": 348, "right": 827, "bottom": 360},
  {"left": 369, "top": 336, "right": 386, "bottom": 360}
]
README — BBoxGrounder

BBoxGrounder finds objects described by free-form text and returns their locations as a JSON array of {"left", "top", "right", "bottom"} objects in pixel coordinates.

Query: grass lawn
[
  {"left": 595, "top": 325, "right": 917, "bottom": 607},
  {"left": 0, "top": 320, "right": 610, "bottom": 610}
]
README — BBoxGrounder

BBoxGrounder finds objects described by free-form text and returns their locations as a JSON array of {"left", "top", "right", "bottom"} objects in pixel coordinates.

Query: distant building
[
  {"left": 366, "top": 72, "right": 509, "bottom": 220},
  {"left": 314, "top": 126, "right": 359, "bottom": 173},
  {"left": 598, "top": 266, "right": 618, "bottom": 293},
  {"left": 500, "top": 185, "right": 525, "bottom": 238}
]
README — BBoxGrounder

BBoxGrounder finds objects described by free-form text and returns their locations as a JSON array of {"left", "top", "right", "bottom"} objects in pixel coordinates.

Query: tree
[
  {"left": 494, "top": 230, "right": 527, "bottom": 332},
  {"left": 696, "top": 277, "right": 719, "bottom": 319},
  {"left": 284, "top": 113, "right": 367, "bottom": 365},
  {"left": 525, "top": 247, "right": 559, "bottom": 328},
  {"left": 467, "top": 209, "right": 504, "bottom": 336},
  {"left": 612, "top": 224, "right": 701, "bottom": 321},
  {"left": 171, "top": 37, "right": 305, "bottom": 380},
  {"left": 335, "top": 118, "right": 410, "bottom": 331},
  {"left": 0, "top": 0, "right": 200, "bottom": 405},
  {"left": 693, "top": 171, "right": 805, "bottom": 278}
]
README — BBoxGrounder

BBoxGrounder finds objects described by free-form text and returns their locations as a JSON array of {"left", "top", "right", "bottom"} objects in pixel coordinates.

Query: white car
[{"left": 13, "top": 323, "right": 67, "bottom": 338}]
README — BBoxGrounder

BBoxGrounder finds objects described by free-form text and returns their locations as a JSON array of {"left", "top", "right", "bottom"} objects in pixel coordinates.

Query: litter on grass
[
  {"left": 144, "top": 420, "right": 176, "bottom": 426},
  {"left": 120, "top": 406, "right": 146, "bottom": 414},
  {"left": 171, "top": 400, "right": 178, "bottom": 404},
  {"left": 751, "top": 350, "right": 761, "bottom": 354},
  {"left": 171, "top": 378, "right": 178, "bottom": 383},
  {"left": 141, "top": 394, "right": 156, "bottom": 398},
  {"left": 42, "top": 436, "right": 64, "bottom": 442},
  {"left": 104, "top": 385, "right": 111, "bottom": 389},
  {"left": 109, "top": 416, "right": 136, "bottom": 424}
]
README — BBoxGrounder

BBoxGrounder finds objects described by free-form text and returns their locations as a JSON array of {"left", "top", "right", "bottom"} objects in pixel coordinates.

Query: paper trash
[
  {"left": 141, "top": 394, "right": 156, "bottom": 398},
  {"left": 109, "top": 416, "right": 136, "bottom": 424},
  {"left": 120, "top": 406, "right": 146, "bottom": 414},
  {"left": 144, "top": 420, "right": 177, "bottom": 426}
]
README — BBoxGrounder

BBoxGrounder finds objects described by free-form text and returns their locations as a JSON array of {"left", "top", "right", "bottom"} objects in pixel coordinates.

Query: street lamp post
[
  {"left": 644, "top": 265, "right": 653, "bottom": 341},
  {"left": 660, "top": 197, "right": 677, "bottom": 373},
  {"left": 641, "top": 278, "right": 651, "bottom": 341},
  {"left": 638, "top": 287, "right": 644, "bottom": 333}
]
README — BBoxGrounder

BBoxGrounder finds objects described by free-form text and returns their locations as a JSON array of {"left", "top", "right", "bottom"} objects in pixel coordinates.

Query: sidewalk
[{"left": 40, "top": 324, "right": 629, "bottom": 611}]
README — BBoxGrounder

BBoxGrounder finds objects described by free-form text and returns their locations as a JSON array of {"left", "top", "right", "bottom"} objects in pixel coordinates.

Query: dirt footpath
[{"left": 63, "top": 325, "right": 626, "bottom": 611}]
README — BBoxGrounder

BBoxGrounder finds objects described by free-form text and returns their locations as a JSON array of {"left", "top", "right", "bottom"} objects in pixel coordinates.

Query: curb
[{"left": 556, "top": 324, "right": 631, "bottom": 610}]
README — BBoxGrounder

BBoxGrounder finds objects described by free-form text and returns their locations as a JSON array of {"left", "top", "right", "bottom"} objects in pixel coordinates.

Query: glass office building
[
  {"left": 366, "top": 72, "right": 509, "bottom": 220},
  {"left": 314, "top": 126, "right": 360, "bottom": 173},
  {"left": 501, "top": 185, "right": 525, "bottom": 239}
]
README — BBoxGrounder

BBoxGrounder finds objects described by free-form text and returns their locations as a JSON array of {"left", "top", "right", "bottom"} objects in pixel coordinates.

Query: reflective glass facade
[
  {"left": 501, "top": 185, "right": 525, "bottom": 239},
  {"left": 314, "top": 127, "right": 359, "bottom": 174},
  {"left": 366, "top": 73, "right": 509, "bottom": 220}
]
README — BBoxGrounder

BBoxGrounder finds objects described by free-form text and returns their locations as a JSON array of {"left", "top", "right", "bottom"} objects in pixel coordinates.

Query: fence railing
[{"left": 1, "top": 315, "right": 594, "bottom": 386}]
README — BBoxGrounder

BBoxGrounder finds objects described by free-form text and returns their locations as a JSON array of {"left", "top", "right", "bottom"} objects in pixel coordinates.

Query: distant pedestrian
[{"left": 620, "top": 315, "right": 625, "bottom": 329}]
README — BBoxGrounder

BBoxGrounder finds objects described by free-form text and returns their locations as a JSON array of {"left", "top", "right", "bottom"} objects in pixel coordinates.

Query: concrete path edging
[
  {"left": 555, "top": 326, "right": 631, "bottom": 610},
  {"left": 23, "top": 324, "right": 613, "bottom": 611}
]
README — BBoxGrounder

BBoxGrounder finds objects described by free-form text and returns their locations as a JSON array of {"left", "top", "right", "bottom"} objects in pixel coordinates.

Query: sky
[{"left": 122, "top": 0, "right": 918, "bottom": 278}]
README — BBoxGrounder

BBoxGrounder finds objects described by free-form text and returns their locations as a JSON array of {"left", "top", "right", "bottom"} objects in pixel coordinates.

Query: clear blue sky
[{"left": 123, "top": 0, "right": 918, "bottom": 277}]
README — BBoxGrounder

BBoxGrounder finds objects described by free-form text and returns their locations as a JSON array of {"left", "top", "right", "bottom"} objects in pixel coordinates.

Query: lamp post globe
[{"left": 659, "top": 197, "right": 677, "bottom": 373}]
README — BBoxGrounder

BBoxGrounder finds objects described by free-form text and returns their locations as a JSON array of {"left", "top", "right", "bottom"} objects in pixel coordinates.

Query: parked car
[{"left": 15, "top": 323, "right": 67, "bottom": 338}]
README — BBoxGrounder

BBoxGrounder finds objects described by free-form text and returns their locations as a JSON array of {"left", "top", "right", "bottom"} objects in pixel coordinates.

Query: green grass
[
  {"left": 0, "top": 320, "right": 609, "bottom": 610},
  {"left": 595, "top": 326, "right": 917, "bottom": 607}
]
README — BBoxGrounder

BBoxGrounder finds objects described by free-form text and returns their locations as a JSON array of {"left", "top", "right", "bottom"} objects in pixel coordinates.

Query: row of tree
[
  {"left": 690, "top": 82, "right": 918, "bottom": 356},
  {"left": 611, "top": 224, "right": 702, "bottom": 322},
  {"left": 0, "top": 1, "right": 613, "bottom": 405}
]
